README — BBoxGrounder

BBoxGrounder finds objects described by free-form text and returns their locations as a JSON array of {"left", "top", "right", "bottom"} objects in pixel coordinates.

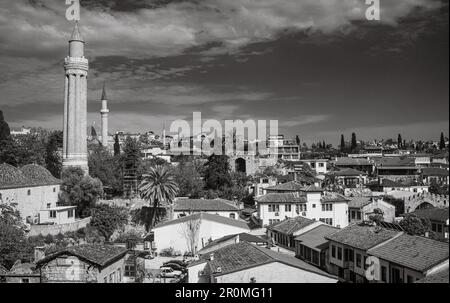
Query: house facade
[
  {"left": 36, "top": 244, "right": 128, "bottom": 283},
  {"left": 152, "top": 213, "right": 251, "bottom": 255}
]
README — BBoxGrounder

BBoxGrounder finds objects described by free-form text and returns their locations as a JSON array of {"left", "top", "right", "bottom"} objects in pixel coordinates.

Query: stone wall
[{"left": 28, "top": 217, "right": 91, "bottom": 237}]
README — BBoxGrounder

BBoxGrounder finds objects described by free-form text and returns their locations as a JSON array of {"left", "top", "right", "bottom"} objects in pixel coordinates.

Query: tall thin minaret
[
  {"left": 62, "top": 22, "right": 89, "bottom": 173},
  {"left": 100, "top": 82, "right": 109, "bottom": 148}
]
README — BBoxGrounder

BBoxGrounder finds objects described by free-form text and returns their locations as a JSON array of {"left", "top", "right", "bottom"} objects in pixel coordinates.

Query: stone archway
[{"left": 415, "top": 202, "right": 434, "bottom": 210}]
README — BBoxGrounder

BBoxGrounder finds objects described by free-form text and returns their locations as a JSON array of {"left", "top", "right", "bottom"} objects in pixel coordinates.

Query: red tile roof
[
  {"left": 256, "top": 192, "right": 307, "bottom": 204},
  {"left": 36, "top": 244, "right": 128, "bottom": 269},
  {"left": 174, "top": 199, "right": 239, "bottom": 212},
  {"left": 368, "top": 234, "right": 449, "bottom": 272},
  {"left": 267, "top": 216, "right": 317, "bottom": 235},
  {"left": 154, "top": 212, "right": 251, "bottom": 230},
  {"left": 325, "top": 223, "right": 401, "bottom": 250},
  {"left": 295, "top": 225, "right": 340, "bottom": 249},
  {"left": 205, "top": 241, "right": 337, "bottom": 279}
]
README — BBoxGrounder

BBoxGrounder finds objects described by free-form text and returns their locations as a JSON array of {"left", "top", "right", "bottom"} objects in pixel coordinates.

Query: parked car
[
  {"left": 159, "top": 267, "right": 182, "bottom": 278},
  {"left": 163, "top": 260, "right": 188, "bottom": 267},
  {"left": 162, "top": 263, "right": 184, "bottom": 272}
]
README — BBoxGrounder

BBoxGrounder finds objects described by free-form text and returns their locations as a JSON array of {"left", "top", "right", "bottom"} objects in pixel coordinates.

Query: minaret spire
[{"left": 100, "top": 81, "right": 110, "bottom": 148}]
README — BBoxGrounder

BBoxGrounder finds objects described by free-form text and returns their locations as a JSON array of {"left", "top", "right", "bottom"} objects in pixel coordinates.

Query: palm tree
[{"left": 138, "top": 165, "right": 179, "bottom": 230}]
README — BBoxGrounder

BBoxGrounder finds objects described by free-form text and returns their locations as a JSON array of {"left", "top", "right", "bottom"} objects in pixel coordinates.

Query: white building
[
  {"left": 172, "top": 198, "right": 241, "bottom": 220},
  {"left": 0, "top": 164, "right": 75, "bottom": 225},
  {"left": 188, "top": 241, "right": 338, "bottom": 283},
  {"left": 152, "top": 213, "right": 251, "bottom": 255},
  {"left": 302, "top": 159, "right": 329, "bottom": 175},
  {"left": 256, "top": 181, "right": 349, "bottom": 228}
]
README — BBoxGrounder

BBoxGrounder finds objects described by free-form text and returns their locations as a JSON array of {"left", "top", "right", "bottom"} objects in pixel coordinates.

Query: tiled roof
[
  {"left": 295, "top": 225, "right": 340, "bottom": 249},
  {"left": 301, "top": 185, "right": 324, "bottom": 192},
  {"left": 0, "top": 163, "right": 61, "bottom": 189},
  {"left": 267, "top": 216, "right": 317, "bottom": 235},
  {"left": 415, "top": 268, "right": 449, "bottom": 283},
  {"left": 206, "top": 241, "right": 336, "bottom": 279},
  {"left": 0, "top": 163, "right": 29, "bottom": 189},
  {"left": 421, "top": 168, "right": 449, "bottom": 177},
  {"left": 368, "top": 234, "right": 449, "bottom": 272},
  {"left": 325, "top": 223, "right": 401, "bottom": 250},
  {"left": 37, "top": 244, "right": 128, "bottom": 269},
  {"left": 374, "top": 157, "right": 416, "bottom": 167},
  {"left": 265, "top": 181, "right": 304, "bottom": 192},
  {"left": 154, "top": 212, "right": 250, "bottom": 230},
  {"left": 174, "top": 199, "right": 239, "bottom": 212},
  {"left": 409, "top": 207, "right": 449, "bottom": 222},
  {"left": 348, "top": 197, "right": 372, "bottom": 208},
  {"left": 199, "top": 233, "right": 269, "bottom": 253},
  {"left": 8, "top": 261, "right": 40, "bottom": 276},
  {"left": 334, "top": 157, "right": 372, "bottom": 166},
  {"left": 256, "top": 193, "right": 307, "bottom": 204},
  {"left": 329, "top": 168, "right": 367, "bottom": 176},
  {"left": 321, "top": 192, "right": 350, "bottom": 203},
  {"left": 0, "top": 264, "right": 9, "bottom": 275},
  {"left": 21, "top": 164, "right": 61, "bottom": 186}
]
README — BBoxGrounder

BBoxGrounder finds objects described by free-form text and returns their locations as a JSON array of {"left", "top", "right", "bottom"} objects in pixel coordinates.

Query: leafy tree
[
  {"left": 399, "top": 213, "right": 431, "bottom": 236},
  {"left": 122, "top": 136, "right": 141, "bottom": 165},
  {"left": 89, "top": 204, "right": 128, "bottom": 241},
  {"left": 439, "top": 132, "right": 446, "bottom": 150},
  {"left": 172, "top": 159, "right": 205, "bottom": 198},
  {"left": 89, "top": 145, "right": 123, "bottom": 196},
  {"left": 59, "top": 167, "right": 104, "bottom": 218},
  {"left": 0, "top": 110, "right": 11, "bottom": 142},
  {"left": 114, "top": 230, "right": 143, "bottom": 249},
  {"left": 382, "top": 195, "right": 405, "bottom": 216},
  {"left": 340, "top": 134, "right": 345, "bottom": 152},
  {"left": 351, "top": 132, "right": 357, "bottom": 152},
  {"left": 0, "top": 203, "right": 29, "bottom": 269},
  {"left": 139, "top": 165, "right": 179, "bottom": 230},
  {"left": 45, "top": 131, "right": 63, "bottom": 178},
  {"left": 131, "top": 207, "right": 167, "bottom": 231},
  {"left": 203, "top": 154, "right": 232, "bottom": 190}
]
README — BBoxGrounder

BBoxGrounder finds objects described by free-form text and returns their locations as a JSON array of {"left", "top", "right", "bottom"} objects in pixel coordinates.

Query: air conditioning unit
[{"left": 275, "top": 212, "right": 279, "bottom": 216}]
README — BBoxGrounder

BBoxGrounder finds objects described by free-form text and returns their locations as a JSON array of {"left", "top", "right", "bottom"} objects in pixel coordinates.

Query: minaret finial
[
  {"left": 70, "top": 21, "right": 84, "bottom": 42},
  {"left": 101, "top": 81, "right": 107, "bottom": 100}
]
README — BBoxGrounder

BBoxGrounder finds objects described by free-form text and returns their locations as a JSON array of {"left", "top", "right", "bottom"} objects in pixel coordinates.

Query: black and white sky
[{"left": 0, "top": 0, "right": 448, "bottom": 145}]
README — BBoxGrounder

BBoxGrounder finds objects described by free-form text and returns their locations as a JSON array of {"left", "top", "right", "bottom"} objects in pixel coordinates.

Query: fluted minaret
[
  {"left": 62, "top": 22, "right": 89, "bottom": 173},
  {"left": 100, "top": 82, "right": 109, "bottom": 148}
]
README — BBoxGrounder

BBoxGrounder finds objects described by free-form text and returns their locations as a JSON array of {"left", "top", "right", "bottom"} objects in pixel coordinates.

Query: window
[
  {"left": 437, "top": 224, "right": 443, "bottom": 233},
  {"left": 351, "top": 211, "right": 356, "bottom": 219},
  {"left": 357, "top": 211, "right": 362, "bottom": 220},
  {"left": 47, "top": 203, "right": 51, "bottom": 209},
  {"left": 312, "top": 250, "right": 319, "bottom": 265},
  {"left": 356, "top": 253, "right": 362, "bottom": 268},
  {"left": 331, "top": 245, "right": 336, "bottom": 258},
  {"left": 53, "top": 187, "right": 56, "bottom": 192},
  {"left": 229, "top": 213, "right": 236, "bottom": 219},
  {"left": 407, "top": 275, "right": 414, "bottom": 283},
  {"left": 381, "top": 266, "right": 387, "bottom": 282},
  {"left": 49, "top": 210, "right": 57, "bottom": 218},
  {"left": 319, "top": 163, "right": 325, "bottom": 167},
  {"left": 68, "top": 209, "right": 74, "bottom": 218},
  {"left": 297, "top": 204, "right": 307, "bottom": 212},
  {"left": 117, "top": 268, "right": 122, "bottom": 282},
  {"left": 104, "top": 277, "right": 108, "bottom": 283},
  {"left": 285, "top": 204, "right": 291, "bottom": 212},
  {"left": 432, "top": 223, "right": 437, "bottom": 232},
  {"left": 337, "top": 247, "right": 342, "bottom": 260},
  {"left": 109, "top": 272, "right": 115, "bottom": 283},
  {"left": 312, "top": 204, "right": 316, "bottom": 208},
  {"left": 364, "top": 256, "right": 368, "bottom": 270},
  {"left": 22, "top": 278, "right": 29, "bottom": 283},
  {"left": 27, "top": 189, "right": 31, "bottom": 196},
  {"left": 268, "top": 205, "right": 280, "bottom": 212},
  {"left": 322, "top": 204, "right": 326, "bottom": 211}
]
